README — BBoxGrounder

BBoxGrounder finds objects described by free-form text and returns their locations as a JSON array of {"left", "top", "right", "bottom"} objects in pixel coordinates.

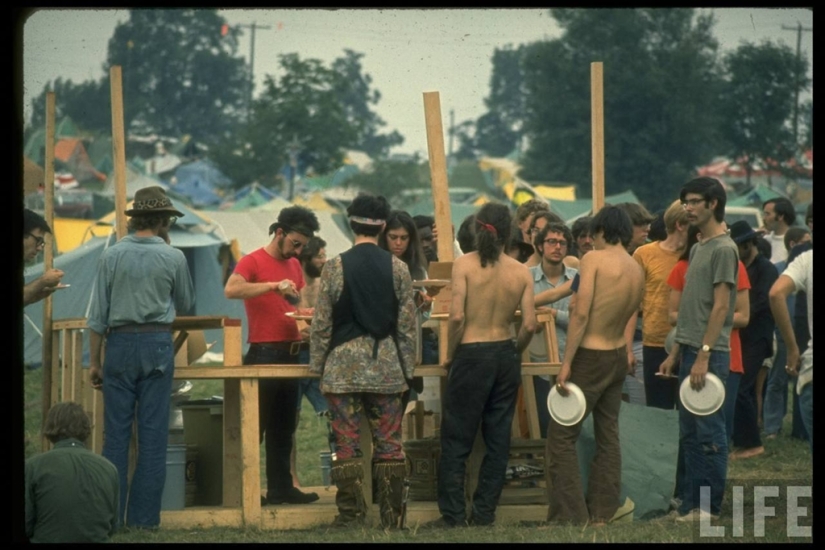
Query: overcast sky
[{"left": 20, "top": 8, "right": 813, "bottom": 157}]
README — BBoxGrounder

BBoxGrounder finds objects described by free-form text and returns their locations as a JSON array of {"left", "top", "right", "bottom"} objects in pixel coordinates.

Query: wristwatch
[{"left": 700, "top": 344, "right": 711, "bottom": 353}]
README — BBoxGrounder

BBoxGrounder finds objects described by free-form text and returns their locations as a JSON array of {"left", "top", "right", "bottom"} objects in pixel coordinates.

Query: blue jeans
[
  {"left": 438, "top": 340, "right": 520, "bottom": 526},
  {"left": 101, "top": 331, "right": 175, "bottom": 528},
  {"left": 799, "top": 382, "right": 813, "bottom": 453},
  {"left": 762, "top": 339, "right": 788, "bottom": 435},
  {"left": 678, "top": 346, "right": 729, "bottom": 516}
]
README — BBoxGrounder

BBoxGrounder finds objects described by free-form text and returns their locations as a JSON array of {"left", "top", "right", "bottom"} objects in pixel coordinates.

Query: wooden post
[
  {"left": 40, "top": 92, "right": 56, "bottom": 452},
  {"left": 422, "top": 91, "right": 454, "bottom": 264},
  {"left": 591, "top": 62, "right": 605, "bottom": 214},
  {"left": 110, "top": 66, "right": 128, "bottom": 240}
]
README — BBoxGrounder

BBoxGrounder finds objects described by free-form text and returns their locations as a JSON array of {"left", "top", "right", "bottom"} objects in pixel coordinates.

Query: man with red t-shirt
[{"left": 224, "top": 205, "right": 320, "bottom": 505}]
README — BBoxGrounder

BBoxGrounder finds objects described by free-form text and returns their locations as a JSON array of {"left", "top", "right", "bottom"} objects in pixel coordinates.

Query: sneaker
[
  {"left": 674, "top": 508, "right": 720, "bottom": 522},
  {"left": 609, "top": 497, "right": 635, "bottom": 523},
  {"left": 266, "top": 487, "right": 320, "bottom": 505}
]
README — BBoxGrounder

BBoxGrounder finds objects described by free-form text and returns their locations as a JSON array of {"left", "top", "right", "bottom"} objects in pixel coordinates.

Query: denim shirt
[
  {"left": 87, "top": 235, "right": 195, "bottom": 334},
  {"left": 528, "top": 263, "right": 577, "bottom": 378}
]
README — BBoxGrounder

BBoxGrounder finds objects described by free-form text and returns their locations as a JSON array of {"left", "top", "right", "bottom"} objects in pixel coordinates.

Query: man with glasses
[
  {"left": 224, "top": 205, "right": 321, "bottom": 506},
  {"left": 528, "top": 222, "right": 577, "bottom": 436},
  {"left": 87, "top": 186, "right": 195, "bottom": 529},
  {"left": 660, "top": 177, "right": 738, "bottom": 522},
  {"left": 23, "top": 208, "right": 65, "bottom": 305}
]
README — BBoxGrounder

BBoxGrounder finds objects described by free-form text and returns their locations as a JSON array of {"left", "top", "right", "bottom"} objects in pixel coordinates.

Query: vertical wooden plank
[
  {"left": 40, "top": 92, "right": 56, "bottom": 452},
  {"left": 109, "top": 66, "right": 128, "bottom": 241},
  {"left": 223, "top": 325, "right": 243, "bottom": 367},
  {"left": 422, "top": 91, "right": 454, "bottom": 264},
  {"left": 223, "top": 379, "right": 241, "bottom": 508},
  {"left": 72, "top": 329, "right": 83, "bottom": 403},
  {"left": 591, "top": 62, "right": 605, "bottom": 214},
  {"left": 60, "top": 328, "right": 71, "bottom": 402},
  {"left": 239, "top": 378, "right": 260, "bottom": 526}
]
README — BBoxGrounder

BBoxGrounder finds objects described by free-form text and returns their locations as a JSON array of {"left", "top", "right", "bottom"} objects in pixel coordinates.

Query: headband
[
  {"left": 349, "top": 215, "right": 386, "bottom": 225},
  {"left": 476, "top": 219, "right": 498, "bottom": 236}
]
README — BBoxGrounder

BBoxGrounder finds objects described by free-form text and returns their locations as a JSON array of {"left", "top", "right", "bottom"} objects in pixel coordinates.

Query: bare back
[
  {"left": 450, "top": 251, "right": 535, "bottom": 343},
  {"left": 577, "top": 247, "right": 644, "bottom": 350}
]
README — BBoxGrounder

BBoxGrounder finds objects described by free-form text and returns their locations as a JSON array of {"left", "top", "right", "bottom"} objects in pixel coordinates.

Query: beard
[
  {"left": 423, "top": 247, "right": 438, "bottom": 263},
  {"left": 304, "top": 262, "right": 323, "bottom": 279}
]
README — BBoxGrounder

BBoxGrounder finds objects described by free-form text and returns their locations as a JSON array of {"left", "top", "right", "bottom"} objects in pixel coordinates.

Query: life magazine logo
[{"left": 691, "top": 478, "right": 812, "bottom": 541}]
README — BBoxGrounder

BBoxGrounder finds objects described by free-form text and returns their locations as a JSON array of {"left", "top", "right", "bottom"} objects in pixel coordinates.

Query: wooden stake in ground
[
  {"left": 40, "top": 92, "right": 56, "bottom": 452},
  {"left": 591, "top": 62, "right": 605, "bottom": 213},
  {"left": 422, "top": 91, "right": 454, "bottom": 264},
  {"left": 110, "top": 66, "right": 128, "bottom": 240}
]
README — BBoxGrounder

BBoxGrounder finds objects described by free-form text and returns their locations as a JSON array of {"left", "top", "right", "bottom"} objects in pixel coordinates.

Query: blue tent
[
  {"left": 23, "top": 225, "right": 247, "bottom": 369},
  {"left": 168, "top": 159, "right": 231, "bottom": 208}
]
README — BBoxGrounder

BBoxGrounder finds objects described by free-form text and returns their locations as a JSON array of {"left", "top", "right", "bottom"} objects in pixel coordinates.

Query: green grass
[{"left": 24, "top": 367, "right": 812, "bottom": 542}]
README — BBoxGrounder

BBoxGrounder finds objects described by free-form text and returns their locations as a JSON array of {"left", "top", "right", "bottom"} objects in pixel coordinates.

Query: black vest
[{"left": 329, "top": 244, "right": 398, "bottom": 358}]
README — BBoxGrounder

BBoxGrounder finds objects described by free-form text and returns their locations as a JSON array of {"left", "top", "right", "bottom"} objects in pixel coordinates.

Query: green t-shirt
[
  {"left": 674, "top": 233, "right": 739, "bottom": 351},
  {"left": 25, "top": 438, "right": 119, "bottom": 543}
]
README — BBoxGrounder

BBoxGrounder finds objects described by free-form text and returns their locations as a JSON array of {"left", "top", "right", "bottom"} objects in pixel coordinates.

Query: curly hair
[
  {"left": 42, "top": 401, "right": 91, "bottom": 444},
  {"left": 127, "top": 214, "right": 170, "bottom": 232},
  {"left": 269, "top": 205, "right": 320, "bottom": 238},
  {"left": 299, "top": 236, "right": 327, "bottom": 265},
  {"left": 475, "top": 203, "right": 511, "bottom": 267}
]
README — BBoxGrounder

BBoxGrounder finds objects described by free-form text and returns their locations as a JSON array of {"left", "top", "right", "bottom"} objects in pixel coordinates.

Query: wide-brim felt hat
[
  {"left": 125, "top": 186, "right": 184, "bottom": 217},
  {"left": 728, "top": 219, "right": 758, "bottom": 244}
]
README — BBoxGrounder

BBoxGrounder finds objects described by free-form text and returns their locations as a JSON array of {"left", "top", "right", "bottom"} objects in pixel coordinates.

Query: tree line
[{"left": 26, "top": 9, "right": 811, "bottom": 211}]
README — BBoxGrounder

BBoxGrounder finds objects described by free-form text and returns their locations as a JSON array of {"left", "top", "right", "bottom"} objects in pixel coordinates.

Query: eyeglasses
[
  {"left": 544, "top": 239, "right": 568, "bottom": 248},
  {"left": 681, "top": 198, "right": 706, "bottom": 208},
  {"left": 27, "top": 233, "right": 46, "bottom": 248},
  {"left": 168, "top": 216, "right": 178, "bottom": 226}
]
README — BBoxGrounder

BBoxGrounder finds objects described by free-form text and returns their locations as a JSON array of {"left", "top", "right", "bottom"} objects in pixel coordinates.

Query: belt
[
  {"left": 109, "top": 323, "right": 172, "bottom": 334},
  {"left": 251, "top": 341, "right": 308, "bottom": 355}
]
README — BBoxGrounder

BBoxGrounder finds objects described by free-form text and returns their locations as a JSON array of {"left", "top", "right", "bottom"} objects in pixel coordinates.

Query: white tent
[{"left": 199, "top": 208, "right": 354, "bottom": 260}]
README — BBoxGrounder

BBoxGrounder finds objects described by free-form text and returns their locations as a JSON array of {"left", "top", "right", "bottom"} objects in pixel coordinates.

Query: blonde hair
[{"left": 663, "top": 199, "right": 689, "bottom": 234}]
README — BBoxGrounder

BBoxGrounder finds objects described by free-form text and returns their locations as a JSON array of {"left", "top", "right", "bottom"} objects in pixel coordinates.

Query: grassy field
[{"left": 24, "top": 367, "right": 812, "bottom": 543}]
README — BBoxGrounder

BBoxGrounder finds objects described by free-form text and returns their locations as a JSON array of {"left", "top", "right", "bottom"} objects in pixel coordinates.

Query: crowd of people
[{"left": 23, "top": 177, "right": 813, "bottom": 539}]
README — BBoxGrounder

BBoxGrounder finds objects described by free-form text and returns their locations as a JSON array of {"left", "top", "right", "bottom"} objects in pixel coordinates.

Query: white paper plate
[
  {"left": 547, "top": 382, "right": 587, "bottom": 426},
  {"left": 411, "top": 279, "right": 449, "bottom": 289},
  {"left": 679, "top": 372, "right": 725, "bottom": 416}
]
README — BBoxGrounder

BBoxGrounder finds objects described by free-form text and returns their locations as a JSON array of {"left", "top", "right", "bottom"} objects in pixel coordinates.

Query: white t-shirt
[
  {"left": 783, "top": 249, "right": 813, "bottom": 393},
  {"left": 767, "top": 231, "right": 788, "bottom": 264}
]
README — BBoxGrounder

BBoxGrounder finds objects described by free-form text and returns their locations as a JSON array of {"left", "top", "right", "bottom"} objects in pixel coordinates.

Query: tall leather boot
[
  {"left": 373, "top": 459, "right": 408, "bottom": 529},
  {"left": 330, "top": 458, "right": 367, "bottom": 527}
]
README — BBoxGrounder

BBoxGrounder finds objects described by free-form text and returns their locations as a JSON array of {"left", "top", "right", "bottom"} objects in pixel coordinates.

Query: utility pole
[
  {"left": 234, "top": 22, "right": 272, "bottom": 122},
  {"left": 287, "top": 134, "right": 302, "bottom": 202},
  {"left": 782, "top": 22, "right": 812, "bottom": 146}
]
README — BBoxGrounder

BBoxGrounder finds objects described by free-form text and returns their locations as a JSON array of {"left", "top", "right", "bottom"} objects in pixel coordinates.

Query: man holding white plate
[
  {"left": 545, "top": 205, "right": 643, "bottom": 526},
  {"left": 661, "top": 177, "right": 738, "bottom": 522}
]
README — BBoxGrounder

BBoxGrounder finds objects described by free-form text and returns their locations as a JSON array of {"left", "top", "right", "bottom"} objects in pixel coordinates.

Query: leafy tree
[
  {"left": 719, "top": 40, "right": 808, "bottom": 187},
  {"left": 212, "top": 51, "right": 402, "bottom": 189},
  {"left": 105, "top": 9, "right": 248, "bottom": 140},
  {"left": 490, "top": 8, "right": 726, "bottom": 211},
  {"left": 474, "top": 46, "right": 527, "bottom": 156},
  {"left": 28, "top": 78, "right": 111, "bottom": 137},
  {"left": 330, "top": 50, "right": 403, "bottom": 158},
  {"left": 344, "top": 159, "right": 429, "bottom": 205}
]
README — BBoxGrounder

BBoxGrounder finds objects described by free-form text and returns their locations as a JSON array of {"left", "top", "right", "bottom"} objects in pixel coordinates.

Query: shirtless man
[
  {"left": 432, "top": 202, "right": 537, "bottom": 528},
  {"left": 546, "top": 205, "right": 644, "bottom": 525}
]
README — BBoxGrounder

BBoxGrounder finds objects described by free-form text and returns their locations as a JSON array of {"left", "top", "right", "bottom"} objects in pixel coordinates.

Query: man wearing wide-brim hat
[
  {"left": 87, "top": 185, "right": 195, "bottom": 529},
  {"left": 727, "top": 219, "right": 778, "bottom": 461}
]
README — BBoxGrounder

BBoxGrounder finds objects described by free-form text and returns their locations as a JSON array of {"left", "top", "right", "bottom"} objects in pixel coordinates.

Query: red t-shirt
[
  {"left": 233, "top": 248, "right": 305, "bottom": 343},
  {"left": 666, "top": 260, "right": 751, "bottom": 374}
]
